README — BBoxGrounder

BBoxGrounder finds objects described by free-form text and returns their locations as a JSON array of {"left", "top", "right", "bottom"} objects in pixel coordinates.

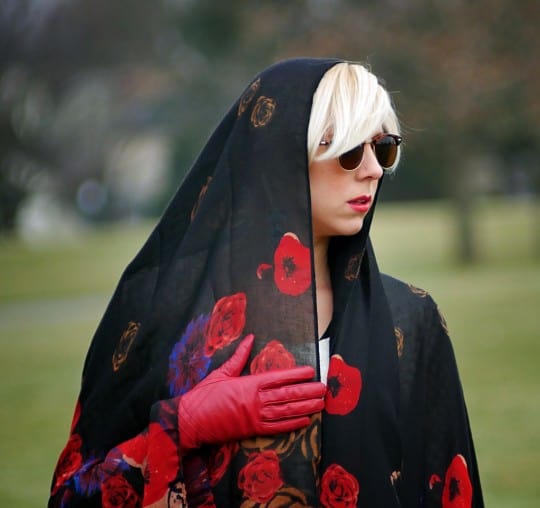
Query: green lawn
[{"left": 1, "top": 198, "right": 538, "bottom": 507}]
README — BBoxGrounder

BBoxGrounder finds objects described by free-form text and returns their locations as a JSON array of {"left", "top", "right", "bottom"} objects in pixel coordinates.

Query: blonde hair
[{"left": 307, "top": 62, "right": 400, "bottom": 168}]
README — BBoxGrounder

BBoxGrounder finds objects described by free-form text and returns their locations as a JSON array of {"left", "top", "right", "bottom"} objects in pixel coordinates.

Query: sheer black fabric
[{"left": 49, "top": 58, "right": 483, "bottom": 507}]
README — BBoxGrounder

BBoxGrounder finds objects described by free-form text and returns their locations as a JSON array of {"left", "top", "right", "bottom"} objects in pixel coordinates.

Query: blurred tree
[
  {"left": 0, "top": 0, "right": 254, "bottom": 228},
  {"left": 0, "top": 0, "right": 169, "bottom": 228},
  {"left": 1, "top": 0, "right": 538, "bottom": 263},
  {"left": 245, "top": 0, "right": 540, "bottom": 262}
]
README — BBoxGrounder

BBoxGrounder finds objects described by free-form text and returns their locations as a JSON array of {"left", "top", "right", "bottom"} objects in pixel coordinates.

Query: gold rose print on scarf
[
  {"left": 241, "top": 413, "right": 320, "bottom": 462},
  {"left": 190, "top": 176, "right": 212, "bottom": 221},
  {"left": 112, "top": 321, "right": 140, "bottom": 372},
  {"left": 301, "top": 413, "right": 321, "bottom": 480},
  {"left": 238, "top": 77, "right": 261, "bottom": 117},
  {"left": 344, "top": 252, "right": 364, "bottom": 280},
  {"left": 394, "top": 326, "right": 404, "bottom": 358},
  {"left": 437, "top": 305, "right": 450, "bottom": 335},
  {"left": 267, "top": 485, "right": 309, "bottom": 506},
  {"left": 390, "top": 470, "right": 401, "bottom": 485},
  {"left": 407, "top": 283, "right": 429, "bottom": 298},
  {"left": 242, "top": 429, "right": 298, "bottom": 459},
  {"left": 251, "top": 96, "right": 276, "bottom": 127},
  {"left": 236, "top": 77, "right": 276, "bottom": 127}
]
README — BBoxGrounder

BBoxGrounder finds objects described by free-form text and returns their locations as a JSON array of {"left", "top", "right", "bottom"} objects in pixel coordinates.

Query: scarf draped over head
[{"left": 58, "top": 58, "right": 402, "bottom": 506}]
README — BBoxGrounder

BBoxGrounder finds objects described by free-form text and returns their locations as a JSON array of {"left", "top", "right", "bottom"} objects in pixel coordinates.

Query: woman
[{"left": 49, "top": 58, "right": 484, "bottom": 507}]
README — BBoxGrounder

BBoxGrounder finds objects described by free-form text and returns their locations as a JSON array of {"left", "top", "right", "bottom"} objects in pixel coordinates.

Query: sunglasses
[{"left": 320, "top": 133, "right": 402, "bottom": 172}]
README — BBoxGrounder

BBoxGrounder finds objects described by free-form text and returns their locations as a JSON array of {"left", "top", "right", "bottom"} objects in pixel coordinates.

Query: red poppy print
[
  {"left": 117, "top": 432, "right": 148, "bottom": 468},
  {"left": 250, "top": 340, "right": 296, "bottom": 374},
  {"left": 429, "top": 473, "right": 442, "bottom": 489},
  {"left": 238, "top": 450, "right": 284, "bottom": 503},
  {"left": 257, "top": 233, "right": 312, "bottom": 296},
  {"left": 51, "top": 433, "right": 83, "bottom": 495},
  {"left": 102, "top": 474, "right": 140, "bottom": 508},
  {"left": 320, "top": 463, "right": 360, "bottom": 508},
  {"left": 144, "top": 422, "right": 179, "bottom": 506},
  {"left": 205, "top": 293, "right": 247, "bottom": 356},
  {"left": 208, "top": 442, "right": 239, "bottom": 487},
  {"left": 442, "top": 454, "right": 472, "bottom": 508},
  {"left": 325, "top": 355, "right": 362, "bottom": 415}
]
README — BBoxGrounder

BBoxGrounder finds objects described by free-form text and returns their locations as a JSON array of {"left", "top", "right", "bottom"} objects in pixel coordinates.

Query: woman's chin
[
  {"left": 312, "top": 218, "right": 365, "bottom": 240},
  {"left": 339, "top": 219, "right": 365, "bottom": 237}
]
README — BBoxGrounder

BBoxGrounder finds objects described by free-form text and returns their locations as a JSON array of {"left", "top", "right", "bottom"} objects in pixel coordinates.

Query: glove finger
[
  {"left": 258, "top": 366, "right": 317, "bottom": 389},
  {"left": 261, "top": 397, "right": 325, "bottom": 421},
  {"left": 260, "top": 381, "right": 326, "bottom": 404},
  {"left": 209, "top": 334, "right": 254, "bottom": 379},
  {"left": 258, "top": 416, "right": 312, "bottom": 435}
]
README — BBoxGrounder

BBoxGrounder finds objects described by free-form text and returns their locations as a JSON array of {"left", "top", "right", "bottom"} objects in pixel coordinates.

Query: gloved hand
[{"left": 178, "top": 335, "right": 326, "bottom": 451}]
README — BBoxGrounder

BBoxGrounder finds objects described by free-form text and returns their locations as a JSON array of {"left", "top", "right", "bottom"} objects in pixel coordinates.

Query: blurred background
[{"left": 0, "top": 1, "right": 538, "bottom": 506}]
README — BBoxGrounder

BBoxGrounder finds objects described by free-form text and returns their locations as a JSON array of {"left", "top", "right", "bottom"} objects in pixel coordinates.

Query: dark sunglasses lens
[
  {"left": 374, "top": 136, "right": 399, "bottom": 169},
  {"left": 339, "top": 145, "right": 364, "bottom": 170}
]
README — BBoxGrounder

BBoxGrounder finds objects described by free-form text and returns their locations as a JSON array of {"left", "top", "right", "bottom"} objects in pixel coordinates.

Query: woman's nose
[{"left": 356, "top": 144, "right": 383, "bottom": 180}]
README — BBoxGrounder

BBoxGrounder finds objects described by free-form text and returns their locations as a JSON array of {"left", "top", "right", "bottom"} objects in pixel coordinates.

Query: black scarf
[{"left": 54, "top": 58, "right": 402, "bottom": 507}]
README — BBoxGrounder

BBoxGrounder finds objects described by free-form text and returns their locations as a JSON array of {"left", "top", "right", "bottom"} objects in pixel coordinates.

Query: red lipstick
[{"left": 347, "top": 195, "right": 372, "bottom": 213}]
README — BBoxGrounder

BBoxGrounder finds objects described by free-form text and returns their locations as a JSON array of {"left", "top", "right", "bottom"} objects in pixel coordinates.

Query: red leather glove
[{"left": 178, "top": 335, "right": 326, "bottom": 451}]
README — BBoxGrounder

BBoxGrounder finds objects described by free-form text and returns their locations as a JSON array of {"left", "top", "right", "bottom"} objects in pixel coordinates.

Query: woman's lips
[{"left": 347, "top": 195, "right": 372, "bottom": 213}]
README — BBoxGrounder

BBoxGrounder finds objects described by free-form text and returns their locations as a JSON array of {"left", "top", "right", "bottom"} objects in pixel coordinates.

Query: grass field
[{"left": 1, "top": 198, "right": 538, "bottom": 507}]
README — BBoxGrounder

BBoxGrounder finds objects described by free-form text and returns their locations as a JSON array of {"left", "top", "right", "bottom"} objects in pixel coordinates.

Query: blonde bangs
[{"left": 307, "top": 62, "right": 400, "bottom": 164}]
